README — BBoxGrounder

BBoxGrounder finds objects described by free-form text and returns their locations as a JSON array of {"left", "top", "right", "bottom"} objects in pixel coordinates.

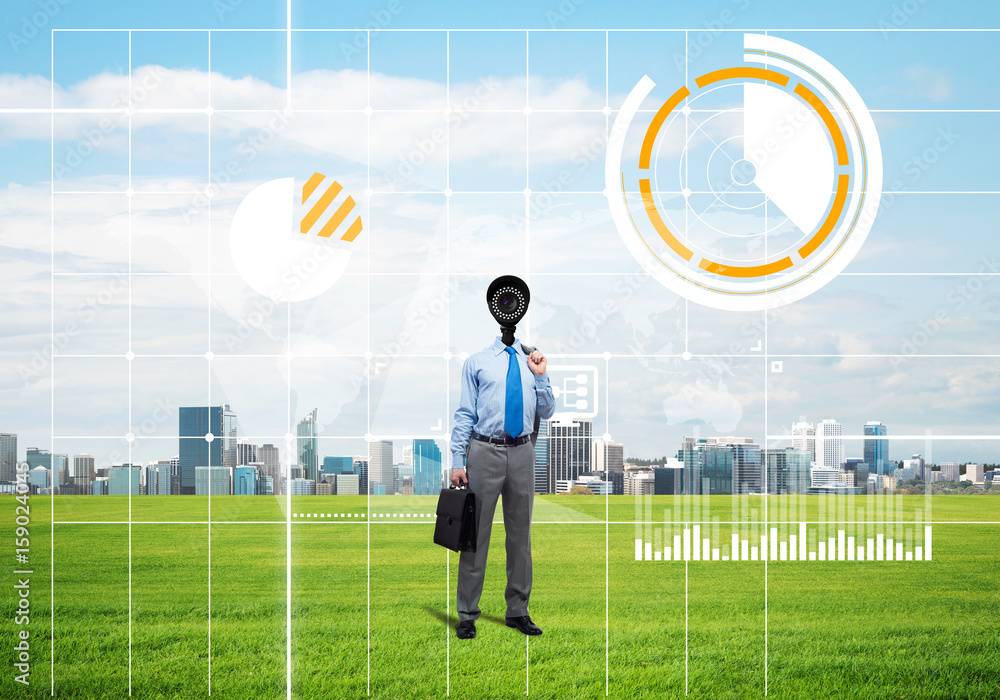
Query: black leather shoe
[
  {"left": 505, "top": 615, "right": 542, "bottom": 636},
  {"left": 456, "top": 620, "right": 476, "bottom": 639}
]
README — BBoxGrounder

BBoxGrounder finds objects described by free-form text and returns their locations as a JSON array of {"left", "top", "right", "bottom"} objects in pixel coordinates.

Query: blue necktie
[{"left": 504, "top": 346, "right": 523, "bottom": 439}]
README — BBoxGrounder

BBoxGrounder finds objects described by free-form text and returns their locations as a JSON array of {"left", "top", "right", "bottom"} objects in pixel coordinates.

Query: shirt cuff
[
  {"left": 534, "top": 373, "right": 550, "bottom": 385},
  {"left": 451, "top": 455, "right": 466, "bottom": 470}
]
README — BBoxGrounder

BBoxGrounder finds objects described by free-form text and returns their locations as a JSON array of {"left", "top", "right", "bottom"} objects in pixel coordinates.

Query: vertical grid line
[
  {"left": 763, "top": 30, "right": 769, "bottom": 697},
  {"left": 127, "top": 28, "right": 134, "bottom": 697},
  {"left": 49, "top": 26, "right": 55, "bottom": 698},
  {"left": 445, "top": 28, "right": 451, "bottom": 695},
  {"left": 206, "top": 27, "right": 214, "bottom": 693},
  {"left": 365, "top": 27, "right": 372, "bottom": 699},
  {"left": 604, "top": 31, "right": 610, "bottom": 697}
]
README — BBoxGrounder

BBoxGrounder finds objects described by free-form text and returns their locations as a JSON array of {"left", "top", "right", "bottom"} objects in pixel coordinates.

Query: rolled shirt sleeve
[
  {"left": 534, "top": 372, "right": 555, "bottom": 421},
  {"left": 450, "top": 358, "right": 479, "bottom": 470}
]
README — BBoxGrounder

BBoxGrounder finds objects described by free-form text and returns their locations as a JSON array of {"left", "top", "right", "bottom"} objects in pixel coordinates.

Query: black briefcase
[{"left": 434, "top": 486, "right": 478, "bottom": 553}]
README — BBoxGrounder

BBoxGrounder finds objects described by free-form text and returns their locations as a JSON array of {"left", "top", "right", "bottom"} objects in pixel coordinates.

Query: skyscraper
[
  {"left": 178, "top": 404, "right": 237, "bottom": 495},
  {"left": 233, "top": 466, "right": 259, "bottom": 495},
  {"left": 0, "top": 433, "right": 16, "bottom": 483},
  {"left": 146, "top": 461, "right": 172, "bottom": 495},
  {"left": 863, "top": 421, "right": 888, "bottom": 475},
  {"left": 353, "top": 459, "right": 369, "bottom": 493},
  {"left": 792, "top": 422, "right": 816, "bottom": 463},
  {"left": 817, "top": 419, "right": 843, "bottom": 469},
  {"left": 297, "top": 408, "right": 319, "bottom": 483},
  {"left": 716, "top": 437, "right": 762, "bottom": 493},
  {"left": 108, "top": 465, "right": 141, "bottom": 495},
  {"left": 547, "top": 420, "right": 592, "bottom": 494},
  {"left": 368, "top": 440, "right": 393, "bottom": 494},
  {"left": 679, "top": 437, "right": 735, "bottom": 495},
  {"left": 412, "top": 439, "right": 442, "bottom": 495},
  {"left": 766, "top": 448, "right": 813, "bottom": 494},
  {"left": 73, "top": 454, "right": 95, "bottom": 495},
  {"left": 534, "top": 420, "right": 549, "bottom": 494},
  {"left": 237, "top": 439, "right": 258, "bottom": 466}
]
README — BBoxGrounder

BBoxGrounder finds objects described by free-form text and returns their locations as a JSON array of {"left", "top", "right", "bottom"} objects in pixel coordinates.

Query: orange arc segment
[
  {"left": 639, "top": 85, "right": 690, "bottom": 170},
  {"left": 300, "top": 180, "right": 344, "bottom": 234},
  {"left": 798, "top": 174, "right": 850, "bottom": 259},
  {"left": 698, "top": 256, "right": 794, "bottom": 278},
  {"left": 638, "top": 178, "right": 693, "bottom": 262},
  {"left": 302, "top": 172, "right": 325, "bottom": 203},
  {"left": 794, "top": 83, "right": 849, "bottom": 165},
  {"left": 695, "top": 67, "right": 790, "bottom": 88},
  {"left": 341, "top": 215, "right": 363, "bottom": 242},
  {"left": 317, "top": 196, "right": 356, "bottom": 238}
]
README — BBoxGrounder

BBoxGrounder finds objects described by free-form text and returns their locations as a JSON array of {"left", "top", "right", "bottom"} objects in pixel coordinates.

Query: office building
[
  {"left": 679, "top": 437, "right": 736, "bottom": 495},
  {"left": 92, "top": 478, "right": 108, "bottom": 495},
  {"left": 74, "top": 454, "right": 95, "bottom": 495},
  {"left": 368, "top": 440, "right": 394, "bottom": 495},
  {"left": 791, "top": 422, "right": 816, "bottom": 462},
  {"left": 817, "top": 419, "right": 843, "bottom": 470},
  {"left": 967, "top": 464, "right": 985, "bottom": 484},
  {"left": 108, "top": 465, "right": 141, "bottom": 495},
  {"left": 233, "top": 466, "right": 259, "bottom": 495},
  {"left": 288, "top": 478, "right": 315, "bottom": 495},
  {"left": 323, "top": 456, "right": 354, "bottom": 476},
  {"left": 0, "top": 433, "right": 16, "bottom": 483},
  {"left": 237, "top": 439, "right": 258, "bottom": 466},
  {"left": 624, "top": 471, "right": 656, "bottom": 496},
  {"left": 179, "top": 404, "right": 237, "bottom": 494},
  {"left": 903, "top": 454, "right": 925, "bottom": 481},
  {"left": 53, "top": 454, "right": 69, "bottom": 490},
  {"left": 316, "top": 479, "right": 334, "bottom": 495},
  {"left": 29, "top": 465, "right": 50, "bottom": 490},
  {"left": 413, "top": 439, "right": 443, "bottom": 496},
  {"left": 353, "top": 459, "right": 368, "bottom": 494},
  {"left": 940, "top": 462, "right": 960, "bottom": 482},
  {"left": 863, "top": 421, "right": 888, "bottom": 475},
  {"left": 716, "top": 437, "right": 762, "bottom": 493},
  {"left": 893, "top": 466, "right": 916, "bottom": 483},
  {"left": 26, "top": 447, "right": 52, "bottom": 471},
  {"left": 810, "top": 466, "right": 840, "bottom": 488},
  {"left": 843, "top": 458, "right": 870, "bottom": 490},
  {"left": 403, "top": 445, "right": 413, "bottom": 466},
  {"left": 297, "top": 408, "right": 319, "bottom": 483},
  {"left": 336, "top": 473, "right": 360, "bottom": 495},
  {"left": 145, "top": 461, "right": 172, "bottom": 495},
  {"left": 196, "top": 466, "right": 232, "bottom": 495},
  {"left": 766, "top": 448, "right": 812, "bottom": 494},
  {"left": 534, "top": 420, "right": 549, "bottom": 493},
  {"left": 652, "top": 465, "right": 684, "bottom": 495},
  {"left": 259, "top": 475, "right": 274, "bottom": 495},
  {"left": 548, "top": 420, "right": 592, "bottom": 494}
]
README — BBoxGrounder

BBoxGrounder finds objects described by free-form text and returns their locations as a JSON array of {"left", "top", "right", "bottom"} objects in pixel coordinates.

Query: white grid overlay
[{"left": 31, "top": 17, "right": 1000, "bottom": 700}]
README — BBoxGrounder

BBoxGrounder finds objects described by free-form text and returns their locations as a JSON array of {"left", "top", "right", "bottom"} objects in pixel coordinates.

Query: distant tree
[{"left": 568, "top": 485, "right": 594, "bottom": 495}]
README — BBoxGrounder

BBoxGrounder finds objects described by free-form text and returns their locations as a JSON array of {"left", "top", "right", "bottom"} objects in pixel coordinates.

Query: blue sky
[{"left": 3, "top": 0, "right": 1000, "bottom": 470}]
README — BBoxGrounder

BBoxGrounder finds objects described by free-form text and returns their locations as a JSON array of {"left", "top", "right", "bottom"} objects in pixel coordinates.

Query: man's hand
[
  {"left": 527, "top": 349, "right": 547, "bottom": 376},
  {"left": 450, "top": 468, "right": 468, "bottom": 487}
]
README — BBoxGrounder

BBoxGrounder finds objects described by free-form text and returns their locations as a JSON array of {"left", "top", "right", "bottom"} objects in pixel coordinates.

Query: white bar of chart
[{"left": 633, "top": 523, "right": 934, "bottom": 563}]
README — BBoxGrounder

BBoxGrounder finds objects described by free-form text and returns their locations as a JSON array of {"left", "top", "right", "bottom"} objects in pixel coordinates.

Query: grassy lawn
[{"left": 1, "top": 495, "right": 998, "bottom": 698}]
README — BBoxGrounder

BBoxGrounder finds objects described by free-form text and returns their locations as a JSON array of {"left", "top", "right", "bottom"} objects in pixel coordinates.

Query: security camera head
[{"left": 487, "top": 275, "right": 530, "bottom": 347}]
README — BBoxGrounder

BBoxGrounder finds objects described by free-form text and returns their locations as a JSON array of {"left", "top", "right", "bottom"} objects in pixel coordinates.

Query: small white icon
[
  {"left": 430, "top": 418, "right": 442, "bottom": 431},
  {"left": 771, "top": 360, "right": 783, "bottom": 373},
  {"left": 548, "top": 365, "right": 599, "bottom": 421},
  {"left": 751, "top": 340, "right": 762, "bottom": 352}
]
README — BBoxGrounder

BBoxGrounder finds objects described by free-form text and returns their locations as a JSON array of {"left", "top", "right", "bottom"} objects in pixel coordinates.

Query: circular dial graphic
[{"left": 606, "top": 34, "right": 883, "bottom": 311}]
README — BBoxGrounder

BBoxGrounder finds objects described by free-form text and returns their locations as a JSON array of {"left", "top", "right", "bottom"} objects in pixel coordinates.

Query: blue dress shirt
[{"left": 450, "top": 336, "right": 556, "bottom": 470}]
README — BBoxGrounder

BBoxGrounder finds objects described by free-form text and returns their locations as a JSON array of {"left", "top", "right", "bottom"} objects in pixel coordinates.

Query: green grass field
[{"left": 3, "top": 495, "right": 999, "bottom": 699}]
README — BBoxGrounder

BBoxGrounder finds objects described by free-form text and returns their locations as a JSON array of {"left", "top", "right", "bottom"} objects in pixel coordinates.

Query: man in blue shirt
[{"left": 450, "top": 336, "right": 555, "bottom": 640}]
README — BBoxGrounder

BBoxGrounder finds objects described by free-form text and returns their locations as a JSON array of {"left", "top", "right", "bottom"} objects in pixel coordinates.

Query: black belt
[{"left": 471, "top": 432, "right": 531, "bottom": 446}]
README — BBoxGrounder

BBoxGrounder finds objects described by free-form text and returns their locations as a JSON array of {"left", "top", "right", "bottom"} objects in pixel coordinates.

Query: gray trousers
[{"left": 456, "top": 438, "right": 535, "bottom": 622}]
